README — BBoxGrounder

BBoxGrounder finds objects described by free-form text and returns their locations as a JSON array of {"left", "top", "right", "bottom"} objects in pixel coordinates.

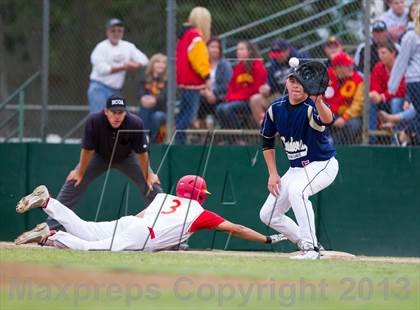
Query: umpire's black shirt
[{"left": 82, "top": 111, "right": 148, "bottom": 163}]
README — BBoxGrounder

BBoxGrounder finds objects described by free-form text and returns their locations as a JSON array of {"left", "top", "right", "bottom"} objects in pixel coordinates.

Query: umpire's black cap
[{"left": 106, "top": 96, "right": 127, "bottom": 112}]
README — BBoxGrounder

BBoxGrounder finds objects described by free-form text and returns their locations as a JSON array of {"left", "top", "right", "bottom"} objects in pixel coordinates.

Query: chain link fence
[{"left": 1, "top": 0, "right": 419, "bottom": 145}]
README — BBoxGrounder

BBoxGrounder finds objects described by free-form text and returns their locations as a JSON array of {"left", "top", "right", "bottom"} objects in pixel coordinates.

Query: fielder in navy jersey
[{"left": 259, "top": 64, "right": 339, "bottom": 260}]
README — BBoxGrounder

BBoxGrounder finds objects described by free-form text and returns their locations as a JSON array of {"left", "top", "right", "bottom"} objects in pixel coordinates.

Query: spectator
[
  {"left": 175, "top": 7, "right": 212, "bottom": 144},
  {"left": 380, "top": 0, "right": 409, "bottom": 42},
  {"left": 369, "top": 40, "right": 406, "bottom": 143},
  {"left": 323, "top": 36, "right": 344, "bottom": 67},
  {"left": 409, "top": 1, "right": 420, "bottom": 23},
  {"left": 88, "top": 18, "right": 149, "bottom": 113},
  {"left": 216, "top": 41, "right": 267, "bottom": 130},
  {"left": 196, "top": 37, "right": 232, "bottom": 130},
  {"left": 249, "top": 39, "right": 305, "bottom": 125},
  {"left": 139, "top": 53, "right": 167, "bottom": 143},
  {"left": 324, "top": 53, "right": 364, "bottom": 144},
  {"left": 354, "top": 20, "right": 395, "bottom": 72},
  {"left": 388, "top": 4, "right": 420, "bottom": 144}
]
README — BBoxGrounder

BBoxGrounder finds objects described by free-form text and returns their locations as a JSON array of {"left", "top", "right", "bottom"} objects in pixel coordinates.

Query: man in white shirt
[
  {"left": 88, "top": 18, "right": 149, "bottom": 112},
  {"left": 380, "top": 0, "right": 409, "bottom": 42}
]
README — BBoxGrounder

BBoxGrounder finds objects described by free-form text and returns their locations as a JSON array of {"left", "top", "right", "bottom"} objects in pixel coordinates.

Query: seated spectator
[
  {"left": 380, "top": 0, "right": 409, "bottom": 42},
  {"left": 323, "top": 36, "right": 343, "bottom": 67},
  {"left": 354, "top": 20, "right": 396, "bottom": 72},
  {"left": 139, "top": 53, "right": 167, "bottom": 143},
  {"left": 195, "top": 37, "right": 232, "bottom": 130},
  {"left": 249, "top": 39, "right": 306, "bottom": 125},
  {"left": 369, "top": 41, "right": 406, "bottom": 143},
  {"left": 175, "top": 7, "right": 212, "bottom": 144},
  {"left": 324, "top": 53, "right": 364, "bottom": 144},
  {"left": 216, "top": 41, "right": 267, "bottom": 130}
]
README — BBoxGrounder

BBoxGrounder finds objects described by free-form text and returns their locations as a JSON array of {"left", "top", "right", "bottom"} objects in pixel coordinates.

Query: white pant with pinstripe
[{"left": 260, "top": 157, "right": 339, "bottom": 249}]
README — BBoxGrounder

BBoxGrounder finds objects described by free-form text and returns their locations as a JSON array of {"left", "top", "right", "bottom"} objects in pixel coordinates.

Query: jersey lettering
[{"left": 161, "top": 199, "right": 181, "bottom": 215}]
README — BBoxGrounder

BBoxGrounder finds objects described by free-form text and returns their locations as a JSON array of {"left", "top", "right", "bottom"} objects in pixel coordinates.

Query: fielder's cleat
[
  {"left": 16, "top": 185, "right": 49, "bottom": 214},
  {"left": 14, "top": 223, "right": 50, "bottom": 245},
  {"left": 289, "top": 249, "right": 320, "bottom": 260}
]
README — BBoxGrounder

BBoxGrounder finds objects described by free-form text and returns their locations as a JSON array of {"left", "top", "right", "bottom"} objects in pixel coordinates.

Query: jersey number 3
[{"left": 161, "top": 199, "right": 181, "bottom": 215}]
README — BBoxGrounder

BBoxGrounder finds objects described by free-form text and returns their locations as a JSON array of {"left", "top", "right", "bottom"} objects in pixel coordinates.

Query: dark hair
[
  {"left": 237, "top": 40, "right": 261, "bottom": 72},
  {"left": 377, "top": 39, "right": 398, "bottom": 54},
  {"left": 207, "top": 36, "right": 223, "bottom": 58}
]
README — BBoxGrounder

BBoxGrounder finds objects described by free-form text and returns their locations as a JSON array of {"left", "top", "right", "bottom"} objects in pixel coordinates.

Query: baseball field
[{"left": 1, "top": 243, "right": 418, "bottom": 309}]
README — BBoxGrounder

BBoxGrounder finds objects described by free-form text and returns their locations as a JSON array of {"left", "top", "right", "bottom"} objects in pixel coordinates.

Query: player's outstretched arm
[{"left": 215, "top": 220, "right": 284, "bottom": 244}]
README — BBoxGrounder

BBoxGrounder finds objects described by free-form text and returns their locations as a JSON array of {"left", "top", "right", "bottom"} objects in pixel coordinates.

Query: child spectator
[
  {"left": 139, "top": 53, "right": 167, "bottom": 143},
  {"left": 324, "top": 52, "right": 364, "bottom": 144},
  {"left": 216, "top": 41, "right": 267, "bottom": 130}
]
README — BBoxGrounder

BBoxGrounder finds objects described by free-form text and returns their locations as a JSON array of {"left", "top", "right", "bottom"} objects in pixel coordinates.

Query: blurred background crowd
[{"left": 1, "top": 0, "right": 419, "bottom": 145}]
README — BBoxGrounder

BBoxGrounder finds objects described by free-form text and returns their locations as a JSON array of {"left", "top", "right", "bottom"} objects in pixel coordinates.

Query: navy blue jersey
[{"left": 260, "top": 95, "right": 336, "bottom": 168}]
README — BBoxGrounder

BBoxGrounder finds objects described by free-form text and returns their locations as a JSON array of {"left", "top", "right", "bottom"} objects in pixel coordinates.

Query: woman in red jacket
[
  {"left": 175, "top": 7, "right": 212, "bottom": 144},
  {"left": 216, "top": 41, "right": 267, "bottom": 129}
]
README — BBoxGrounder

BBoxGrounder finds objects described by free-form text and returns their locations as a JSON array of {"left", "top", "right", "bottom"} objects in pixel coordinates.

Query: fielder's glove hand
[
  {"left": 288, "top": 61, "right": 329, "bottom": 96},
  {"left": 266, "top": 233, "right": 287, "bottom": 244}
]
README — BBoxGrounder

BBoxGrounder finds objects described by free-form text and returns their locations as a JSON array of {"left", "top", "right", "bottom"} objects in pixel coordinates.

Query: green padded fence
[{"left": 0, "top": 144, "right": 419, "bottom": 257}]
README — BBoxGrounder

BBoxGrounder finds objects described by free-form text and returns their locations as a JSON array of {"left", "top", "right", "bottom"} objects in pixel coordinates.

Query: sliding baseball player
[{"left": 15, "top": 175, "right": 285, "bottom": 251}]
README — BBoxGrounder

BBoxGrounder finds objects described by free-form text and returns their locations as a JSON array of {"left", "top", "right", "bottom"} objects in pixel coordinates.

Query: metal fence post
[
  {"left": 18, "top": 91, "right": 25, "bottom": 142},
  {"left": 166, "top": 0, "right": 176, "bottom": 143},
  {"left": 362, "top": 0, "right": 371, "bottom": 144},
  {"left": 41, "top": 0, "right": 50, "bottom": 141}
]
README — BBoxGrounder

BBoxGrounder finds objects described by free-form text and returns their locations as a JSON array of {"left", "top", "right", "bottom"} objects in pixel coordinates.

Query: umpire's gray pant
[{"left": 46, "top": 152, "right": 162, "bottom": 230}]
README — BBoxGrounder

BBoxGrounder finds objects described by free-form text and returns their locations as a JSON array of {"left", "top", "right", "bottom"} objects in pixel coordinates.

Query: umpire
[{"left": 49, "top": 95, "right": 162, "bottom": 230}]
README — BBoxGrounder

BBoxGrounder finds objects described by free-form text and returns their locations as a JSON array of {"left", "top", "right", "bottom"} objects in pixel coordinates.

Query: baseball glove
[{"left": 289, "top": 61, "right": 329, "bottom": 96}]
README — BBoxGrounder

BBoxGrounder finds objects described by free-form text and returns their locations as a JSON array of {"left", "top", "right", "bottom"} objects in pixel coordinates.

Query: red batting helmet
[{"left": 176, "top": 175, "right": 210, "bottom": 204}]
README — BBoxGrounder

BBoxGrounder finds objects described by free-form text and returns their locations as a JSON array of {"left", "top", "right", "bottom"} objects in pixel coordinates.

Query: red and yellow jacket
[
  {"left": 324, "top": 67, "right": 364, "bottom": 121},
  {"left": 176, "top": 26, "right": 211, "bottom": 88},
  {"left": 225, "top": 60, "right": 267, "bottom": 102},
  {"left": 370, "top": 62, "right": 406, "bottom": 102}
]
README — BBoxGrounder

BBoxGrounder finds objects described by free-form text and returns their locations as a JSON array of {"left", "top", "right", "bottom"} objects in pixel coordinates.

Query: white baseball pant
[
  {"left": 259, "top": 157, "right": 339, "bottom": 249},
  {"left": 44, "top": 198, "right": 152, "bottom": 251}
]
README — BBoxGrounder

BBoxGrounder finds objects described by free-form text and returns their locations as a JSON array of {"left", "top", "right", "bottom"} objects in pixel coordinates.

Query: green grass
[{"left": 1, "top": 248, "right": 419, "bottom": 309}]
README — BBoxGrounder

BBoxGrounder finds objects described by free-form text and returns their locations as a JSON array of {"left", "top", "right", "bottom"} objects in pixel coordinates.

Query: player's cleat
[
  {"left": 289, "top": 249, "right": 320, "bottom": 260},
  {"left": 14, "top": 223, "right": 50, "bottom": 245},
  {"left": 291, "top": 240, "right": 321, "bottom": 260},
  {"left": 16, "top": 185, "right": 49, "bottom": 214}
]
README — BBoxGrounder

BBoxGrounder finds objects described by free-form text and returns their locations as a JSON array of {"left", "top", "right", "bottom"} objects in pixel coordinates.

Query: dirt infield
[{"left": 0, "top": 241, "right": 418, "bottom": 264}]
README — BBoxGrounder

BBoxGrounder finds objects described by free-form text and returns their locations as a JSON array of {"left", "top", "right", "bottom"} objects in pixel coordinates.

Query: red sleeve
[{"left": 188, "top": 210, "right": 225, "bottom": 233}]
